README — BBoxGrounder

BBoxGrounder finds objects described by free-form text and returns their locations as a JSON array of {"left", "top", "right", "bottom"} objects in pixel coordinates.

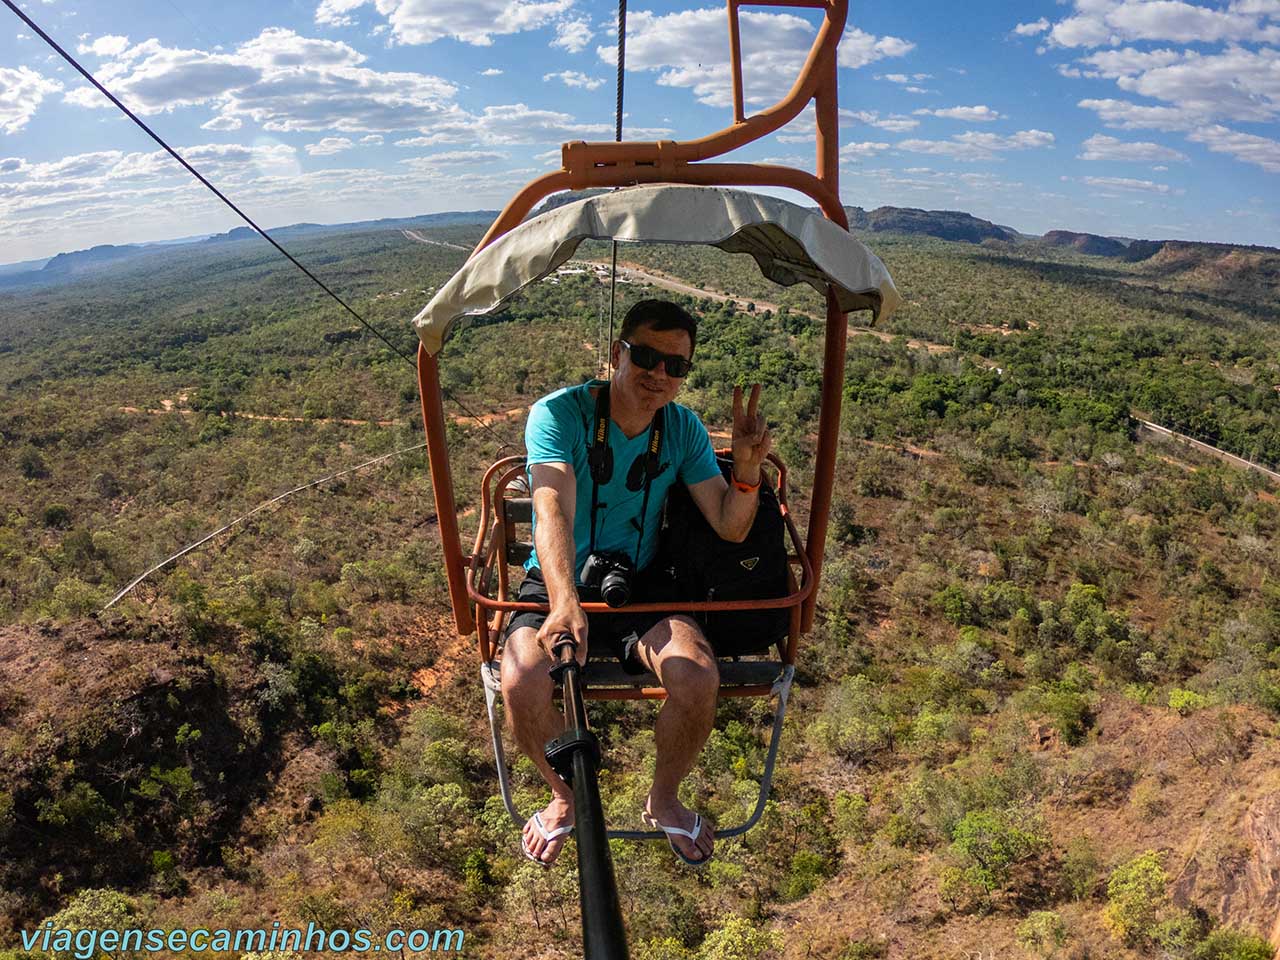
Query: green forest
[{"left": 1, "top": 218, "right": 1278, "bottom": 960}]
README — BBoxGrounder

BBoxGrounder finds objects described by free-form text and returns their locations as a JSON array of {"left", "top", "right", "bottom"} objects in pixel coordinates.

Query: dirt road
[
  {"left": 589, "top": 259, "right": 951, "bottom": 355},
  {"left": 402, "top": 229, "right": 471, "bottom": 252}
]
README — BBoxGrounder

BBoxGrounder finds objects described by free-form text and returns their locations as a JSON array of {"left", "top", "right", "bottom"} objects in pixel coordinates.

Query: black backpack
[{"left": 647, "top": 457, "right": 790, "bottom": 657}]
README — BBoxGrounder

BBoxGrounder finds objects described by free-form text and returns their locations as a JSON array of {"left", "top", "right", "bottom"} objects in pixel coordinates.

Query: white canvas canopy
[{"left": 411, "top": 183, "right": 901, "bottom": 356}]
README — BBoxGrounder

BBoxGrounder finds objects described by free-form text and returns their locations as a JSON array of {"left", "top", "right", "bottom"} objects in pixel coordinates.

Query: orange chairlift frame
[{"left": 415, "top": 0, "right": 859, "bottom": 838}]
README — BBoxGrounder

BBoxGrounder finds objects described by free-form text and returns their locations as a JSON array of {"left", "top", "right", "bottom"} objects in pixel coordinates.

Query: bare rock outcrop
[{"left": 1174, "top": 792, "right": 1280, "bottom": 946}]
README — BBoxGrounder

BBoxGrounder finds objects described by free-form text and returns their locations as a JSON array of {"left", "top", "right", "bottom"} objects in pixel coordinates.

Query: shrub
[
  {"left": 43, "top": 504, "right": 72, "bottom": 528},
  {"left": 948, "top": 809, "right": 1048, "bottom": 894},
  {"left": 937, "top": 864, "right": 984, "bottom": 913},
  {"left": 43, "top": 889, "right": 140, "bottom": 960},
  {"left": 1104, "top": 850, "right": 1170, "bottom": 944},
  {"left": 1059, "top": 836, "right": 1102, "bottom": 901},
  {"left": 782, "top": 850, "right": 831, "bottom": 901},
  {"left": 1130, "top": 780, "right": 1167, "bottom": 818},
  {"left": 1169, "top": 688, "right": 1210, "bottom": 715},
  {"left": 1016, "top": 910, "right": 1068, "bottom": 957},
  {"left": 19, "top": 446, "right": 48, "bottom": 479},
  {"left": 1008, "top": 608, "right": 1035, "bottom": 651},
  {"left": 935, "top": 584, "right": 977, "bottom": 626},
  {"left": 909, "top": 702, "right": 958, "bottom": 761},
  {"left": 833, "top": 792, "right": 871, "bottom": 843},
  {"left": 1192, "top": 927, "right": 1276, "bottom": 960},
  {"left": 697, "top": 917, "right": 781, "bottom": 960},
  {"left": 633, "top": 939, "right": 696, "bottom": 960},
  {"left": 45, "top": 577, "right": 107, "bottom": 619},
  {"left": 837, "top": 940, "right": 888, "bottom": 959},
  {"left": 1038, "top": 686, "right": 1092, "bottom": 746},
  {"left": 807, "top": 675, "right": 893, "bottom": 763}
]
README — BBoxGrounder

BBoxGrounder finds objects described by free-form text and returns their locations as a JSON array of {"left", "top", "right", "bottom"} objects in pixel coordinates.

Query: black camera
[{"left": 581, "top": 551, "right": 634, "bottom": 608}]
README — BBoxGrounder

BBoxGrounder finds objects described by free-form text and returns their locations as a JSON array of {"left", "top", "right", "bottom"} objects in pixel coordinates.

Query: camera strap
[{"left": 587, "top": 383, "right": 665, "bottom": 568}]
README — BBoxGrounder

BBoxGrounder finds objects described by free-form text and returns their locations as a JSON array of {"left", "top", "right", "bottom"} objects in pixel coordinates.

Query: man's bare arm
[
  {"left": 530, "top": 462, "right": 588, "bottom": 663},
  {"left": 686, "top": 383, "right": 771, "bottom": 542},
  {"left": 686, "top": 473, "right": 758, "bottom": 543}
]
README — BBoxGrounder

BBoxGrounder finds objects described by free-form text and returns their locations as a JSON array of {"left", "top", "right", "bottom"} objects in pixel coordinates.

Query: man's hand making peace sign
[{"left": 730, "top": 383, "right": 772, "bottom": 487}]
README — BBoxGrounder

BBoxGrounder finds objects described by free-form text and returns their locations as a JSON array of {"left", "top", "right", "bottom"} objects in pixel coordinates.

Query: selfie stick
[{"left": 546, "top": 635, "right": 629, "bottom": 960}]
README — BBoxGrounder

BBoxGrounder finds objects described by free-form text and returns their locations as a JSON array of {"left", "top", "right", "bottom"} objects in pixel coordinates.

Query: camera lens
[{"left": 600, "top": 570, "right": 631, "bottom": 607}]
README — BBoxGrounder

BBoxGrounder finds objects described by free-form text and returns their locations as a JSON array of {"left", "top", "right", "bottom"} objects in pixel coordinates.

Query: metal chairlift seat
[{"left": 411, "top": 184, "right": 899, "bottom": 840}]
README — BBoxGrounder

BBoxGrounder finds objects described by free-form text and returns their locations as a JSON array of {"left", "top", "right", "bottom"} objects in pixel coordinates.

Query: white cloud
[
  {"left": 63, "top": 28, "right": 460, "bottom": 134},
  {"left": 846, "top": 109, "right": 919, "bottom": 132},
  {"left": 0, "top": 144, "right": 300, "bottom": 204},
  {"left": 63, "top": 43, "right": 252, "bottom": 112},
  {"left": 1115, "top": 47, "right": 1280, "bottom": 124},
  {"left": 1107, "top": 0, "right": 1272, "bottom": 44},
  {"left": 758, "top": 153, "right": 811, "bottom": 168},
  {"left": 1078, "top": 133, "right": 1188, "bottom": 161},
  {"left": 0, "top": 65, "right": 62, "bottom": 134},
  {"left": 879, "top": 72, "right": 933, "bottom": 84},
  {"left": 552, "top": 18, "right": 593, "bottom": 53},
  {"left": 608, "top": 8, "right": 911, "bottom": 108},
  {"left": 1078, "top": 97, "right": 1205, "bottom": 131},
  {"left": 839, "top": 141, "right": 891, "bottom": 159},
  {"left": 543, "top": 69, "right": 605, "bottom": 90},
  {"left": 0, "top": 145, "right": 536, "bottom": 260},
  {"left": 1075, "top": 46, "right": 1186, "bottom": 78},
  {"left": 1188, "top": 123, "right": 1280, "bottom": 173},
  {"left": 1050, "top": 12, "right": 1120, "bottom": 47},
  {"left": 1053, "top": 14, "right": 1280, "bottom": 175},
  {"left": 200, "top": 114, "right": 242, "bottom": 131},
  {"left": 237, "top": 27, "right": 368, "bottom": 68},
  {"left": 1046, "top": 0, "right": 1280, "bottom": 48},
  {"left": 898, "top": 129, "right": 1055, "bottom": 161},
  {"left": 359, "top": 133, "right": 383, "bottom": 144},
  {"left": 838, "top": 27, "right": 916, "bottom": 69},
  {"left": 315, "top": 0, "right": 368, "bottom": 27},
  {"left": 904, "top": 86, "right": 936, "bottom": 94},
  {"left": 481, "top": 68, "right": 504, "bottom": 76},
  {"left": 775, "top": 106, "right": 918, "bottom": 143},
  {"left": 323, "top": 0, "right": 573, "bottom": 46},
  {"left": 1081, "top": 174, "right": 1177, "bottom": 193},
  {"left": 400, "top": 149, "right": 507, "bottom": 167},
  {"left": 305, "top": 136, "right": 354, "bottom": 155},
  {"left": 396, "top": 103, "right": 671, "bottom": 146},
  {"left": 1233, "top": 0, "right": 1280, "bottom": 13},
  {"left": 914, "top": 105, "right": 1003, "bottom": 122},
  {"left": 1013, "top": 18, "right": 1051, "bottom": 36},
  {"left": 76, "top": 35, "right": 130, "bottom": 57}
]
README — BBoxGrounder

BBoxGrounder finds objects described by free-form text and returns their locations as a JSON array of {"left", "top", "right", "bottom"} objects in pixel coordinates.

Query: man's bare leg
[
  {"left": 501, "top": 626, "right": 574, "bottom": 864},
  {"left": 634, "top": 615, "right": 718, "bottom": 862}
]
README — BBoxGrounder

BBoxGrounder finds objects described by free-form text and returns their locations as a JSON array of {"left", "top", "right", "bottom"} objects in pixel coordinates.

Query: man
[{"left": 500, "top": 298, "right": 771, "bottom": 867}]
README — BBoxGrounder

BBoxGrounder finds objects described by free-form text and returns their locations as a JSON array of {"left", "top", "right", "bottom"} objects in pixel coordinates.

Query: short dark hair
[{"left": 619, "top": 299, "right": 698, "bottom": 356}]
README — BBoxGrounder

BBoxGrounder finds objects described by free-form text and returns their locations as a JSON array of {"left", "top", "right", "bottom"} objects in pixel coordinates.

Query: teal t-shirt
[{"left": 524, "top": 380, "right": 721, "bottom": 580}]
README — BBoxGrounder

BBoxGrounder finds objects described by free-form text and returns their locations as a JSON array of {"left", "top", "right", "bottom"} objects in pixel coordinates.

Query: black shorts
[{"left": 502, "top": 567, "right": 669, "bottom": 673}]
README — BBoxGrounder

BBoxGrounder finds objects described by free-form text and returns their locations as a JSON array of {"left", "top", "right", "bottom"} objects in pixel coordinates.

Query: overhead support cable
[
  {"left": 607, "top": 0, "right": 628, "bottom": 368},
  {"left": 102, "top": 441, "right": 429, "bottom": 611}
]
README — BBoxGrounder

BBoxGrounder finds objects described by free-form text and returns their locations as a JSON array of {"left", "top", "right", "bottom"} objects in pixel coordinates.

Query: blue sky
[{"left": 1, "top": 0, "right": 1278, "bottom": 262}]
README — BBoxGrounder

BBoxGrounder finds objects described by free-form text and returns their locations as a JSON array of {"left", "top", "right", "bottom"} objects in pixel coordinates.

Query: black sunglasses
[{"left": 619, "top": 339, "right": 694, "bottom": 378}]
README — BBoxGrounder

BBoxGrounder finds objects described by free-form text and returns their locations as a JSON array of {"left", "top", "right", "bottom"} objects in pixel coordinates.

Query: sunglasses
[{"left": 619, "top": 339, "right": 694, "bottom": 378}]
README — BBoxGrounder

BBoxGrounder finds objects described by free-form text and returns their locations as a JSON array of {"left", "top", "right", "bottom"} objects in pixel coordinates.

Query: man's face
[{"left": 610, "top": 322, "right": 692, "bottom": 416}]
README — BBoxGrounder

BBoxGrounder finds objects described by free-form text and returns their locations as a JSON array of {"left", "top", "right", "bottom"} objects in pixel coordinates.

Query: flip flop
[
  {"left": 521, "top": 811, "right": 573, "bottom": 867},
  {"left": 642, "top": 810, "right": 712, "bottom": 867}
]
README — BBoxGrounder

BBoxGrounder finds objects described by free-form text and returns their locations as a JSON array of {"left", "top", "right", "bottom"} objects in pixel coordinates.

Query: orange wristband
[{"left": 731, "top": 469, "right": 761, "bottom": 493}]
